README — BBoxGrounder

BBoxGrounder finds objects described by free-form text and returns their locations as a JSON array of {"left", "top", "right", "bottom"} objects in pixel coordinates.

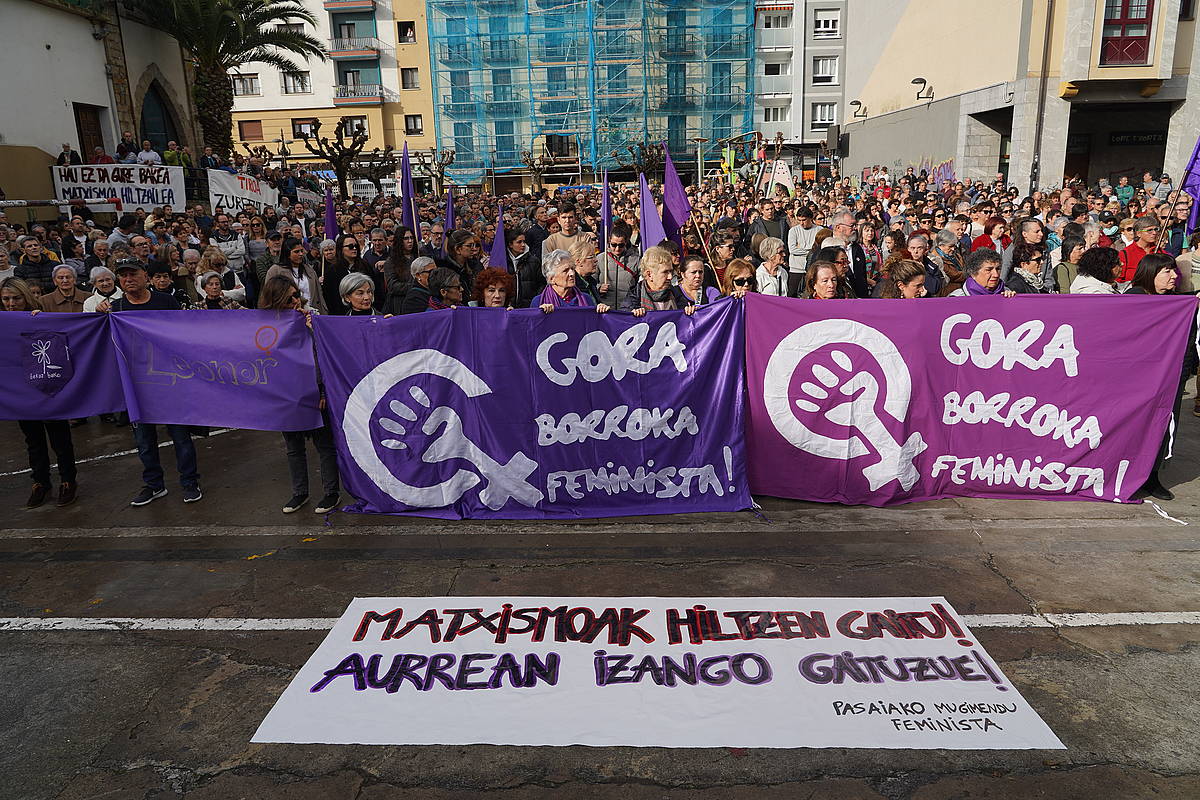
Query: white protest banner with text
[
  {"left": 297, "top": 187, "right": 321, "bottom": 206},
  {"left": 254, "top": 596, "right": 1063, "bottom": 749},
  {"left": 207, "top": 169, "right": 280, "bottom": 212},
  {"left": 52, "top": 165, "right": 185, "bottom": 207}
]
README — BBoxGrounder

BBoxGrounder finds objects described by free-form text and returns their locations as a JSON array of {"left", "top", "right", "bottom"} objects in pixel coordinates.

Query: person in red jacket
[
  {"left": 1117, "top": 216, "right": 1161, "bottom": 283},
  {"left": 971, "top": 217, "right": 1011, "bottom": 252}
]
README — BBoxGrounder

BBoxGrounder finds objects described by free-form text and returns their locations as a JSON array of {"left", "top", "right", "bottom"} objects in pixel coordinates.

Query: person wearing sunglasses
[
  {"left": 1116, "top": 216, "right": 1163, "bottom": 284},
  {"left": 721, "top": 258, "right": 757, "bottom": 298},
  {"left": 324, "top": 233, "right": 378, "bottom": 314},
  {"left": 597, "top": 223, "right": 639, "bottom": 308},
  {"left": 264, "top": 237, "right": 326, "bottom": 313},
  {"left": 258, "top": 275, "right": 341, "bottom": 516},
  {"left": 1003, "top": 242, "right": 1054, "bottom": 294}
]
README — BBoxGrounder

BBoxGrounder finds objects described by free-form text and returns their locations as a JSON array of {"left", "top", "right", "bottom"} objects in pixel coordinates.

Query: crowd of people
[{"left": 3, "top": 160, "right": 1196, "bottom": 511}]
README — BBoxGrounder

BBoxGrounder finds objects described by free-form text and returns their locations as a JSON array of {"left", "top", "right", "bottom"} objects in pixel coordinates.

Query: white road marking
[
  {"left": 0, "top": 428, "right": 236, "bottom": 477},
  {"left": 0, "top": 611, "right": 1198, "bottom": 633}
]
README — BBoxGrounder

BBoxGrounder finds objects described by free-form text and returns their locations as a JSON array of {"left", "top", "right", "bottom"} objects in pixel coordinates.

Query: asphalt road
[{"left": 1, "top": 414, "right": 1199, "bottom": 799}]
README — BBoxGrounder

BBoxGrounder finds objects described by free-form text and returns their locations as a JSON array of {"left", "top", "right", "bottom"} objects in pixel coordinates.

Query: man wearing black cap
[{"left": 101, "top": 258, "right": 202, "bottom": 506}]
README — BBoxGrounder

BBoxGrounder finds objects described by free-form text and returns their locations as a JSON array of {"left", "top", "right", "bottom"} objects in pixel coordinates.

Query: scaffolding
[{"left": 426, "top": 0, "right": 755, "bottom": 184}]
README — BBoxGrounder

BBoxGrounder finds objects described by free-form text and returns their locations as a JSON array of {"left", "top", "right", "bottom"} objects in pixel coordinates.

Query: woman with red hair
[
  {"left": 470, "top": 267, "right": 516, "bottom": 308},
  {"left": 971, "top": 217, "right": 1011, "bottom": 252}
]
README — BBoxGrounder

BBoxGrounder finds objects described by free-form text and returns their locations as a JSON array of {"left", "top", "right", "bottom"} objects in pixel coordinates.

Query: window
[
  {"left": 1101, "top": 0, "right": 1154, "bottom": 65},
  {"left": 281, "top": 71, "right": 311, "bottom": 94},
  {"left": 764, "top": 106, "right": 790, "bottom": 123},
  {"left": 812, "top": 56, "right": 838, "bottom": 84},
  {"left": 401, "top": 67, "right": 420, "bottom": 89},
  {"left": 764, "top": 62, "right": 789, "bottom": 76},
  {"left": 495, "top": 120, "right": 515, "bottom": 159},
  {"left": 238, "top": 120, "right": 263, "bottom": 141},
  {"left": 813, "top": 9, "right": 840, "bottom": 38},
  {"left": 344, "top": 115, "right": 368, "bottom": 136},
  {"left": 292, "top": 118, "right": 316, "bottom": 138},
  {"left": 763, "top": 13, "right": 791, "bottom": 28},
  {"left": 397, "top": 21, "right": 417, "bottom": 43},
  {"left": 230, "top": 73, "right": 260, "bottom": 96},
  {"left": 811, "top": 102, "right": 836, "bottom": 129},
  {"left": 276, "top": 22, "right": 303, "bottom": 34},
  {"left": 404, "top": 114, "right": 423, "bottom": 135},
  {"left": 453, "top": 121, "right": 474, "bottom": 158},
  {"left": 1182, "top": 0, "right": 1195, "bottom": 19}
]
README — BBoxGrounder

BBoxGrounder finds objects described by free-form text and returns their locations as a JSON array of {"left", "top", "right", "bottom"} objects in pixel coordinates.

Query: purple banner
[
  {"left": 0, "top": 312, "right": 123, "bottom": 420},
  {"left": 312, "top": 300, "right": 749, "bottom": 519},
  {"left": 110, "top": 310, "right": 323, "bottom": 431},
  {"left": 745, "top": 293, "right": 1198, "bottom": 505}
]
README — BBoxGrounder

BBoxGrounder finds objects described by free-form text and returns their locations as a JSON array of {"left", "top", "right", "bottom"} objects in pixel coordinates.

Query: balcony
[
  {"left": 756, "top": 74, "right": 792, "bottom": 95},
  {"left": 485, "top": 92, "right": 528, "bottom": 116},
  {"left": 437, "top": 42, "right": 474, "bottom": 65},
  {"left": 483, "top": 39, "right": 524, "bottom": 63},
  {"left": 333, "top": 83, "right": 385, "bottom": 105},
  {"left": 1099, "top": 35, "right": 1150, "bottom": 65},
  {"left": 328, "top": 37, "right": 384, "bottom": 59},
  {"left": 756, "top": 28, "right": 793, "bottom": 49},
  {"left": 322, "top": 0, "right": 374, "bottom": 10},
  {"left": 706, "top": 32, "right": 750, "bottom": 58},
  {"left": 657, "top": 33, "right": 698, "bottom": 57},
  {"left": 659, "top": 88, "right": 698, "bottom": 111},
  {"left": 705, "top": 88, "right": 748, "bottom": 113},
  {"left": 441, "top": 95, "right": 477, "bottom": 118},
  {"left": 537, "top": 41, "right": 583, "bottom": 62}
]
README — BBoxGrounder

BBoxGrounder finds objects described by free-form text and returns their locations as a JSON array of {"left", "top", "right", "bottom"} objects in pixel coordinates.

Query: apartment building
[
  {"left": 752, "top": 0, "right": 846, "bottom": 174},
  {"left": 229, "top": 0, "right": 435, "bottom": 173},
  {"left": 840, "top": 0, "right": 1199, "bottom": 189}
]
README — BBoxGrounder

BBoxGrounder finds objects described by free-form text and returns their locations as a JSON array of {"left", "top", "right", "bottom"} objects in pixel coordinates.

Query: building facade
[
  {"left": 752, "top": 0, "right": 845, "bottom": 175},
  {"left": 0, "top": 0, "right": 199, "bottom": 201},
  {"left": 229, "top": 0, "right": 436, "bottom": 180},
  {"left": 424, "top": 0, "right": 756, "bottom": 187},
  {"left": 839, "top": 0, "right": 1199, "bottom": 190}
]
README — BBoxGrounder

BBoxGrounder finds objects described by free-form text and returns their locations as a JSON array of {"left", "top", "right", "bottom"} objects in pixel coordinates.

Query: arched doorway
[{"left": 140, "top": 82, "right": 179, "bottom": 151}]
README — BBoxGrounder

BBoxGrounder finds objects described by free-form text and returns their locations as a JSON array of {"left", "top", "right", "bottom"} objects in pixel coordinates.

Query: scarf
[
  {"left": 536, "top": 284, "right": 593, "bottom": 308},
  {"left": 427, "top": 296, "right": 451, "bottom": 310},
  {"left": 964, "top": 275, "right": 1003, "bottom": 295},
  {"left": 639, "top": 281, "right": 676, "bottom": 311},
  {"left": 1017, "top": 267, "right": 1047, "bottom": 292}
]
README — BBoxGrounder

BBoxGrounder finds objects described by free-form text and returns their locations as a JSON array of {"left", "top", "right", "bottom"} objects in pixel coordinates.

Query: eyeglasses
[{"left": 732, "top": 277, "right": 753, "bottom": 286}]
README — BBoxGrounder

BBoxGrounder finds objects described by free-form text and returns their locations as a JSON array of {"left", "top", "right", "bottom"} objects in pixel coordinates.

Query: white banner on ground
[
  {"left": 207, "top": 169, "right": 280, "bottom": 212},
  {"left": 254, "top": 596, "right": 1064, "bottom": 749},
  {"left": 52, "top": 165, "right": 185, "bottom": 207}
]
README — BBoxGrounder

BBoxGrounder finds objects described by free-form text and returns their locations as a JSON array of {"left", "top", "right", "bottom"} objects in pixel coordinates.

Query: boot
[{"left": 1141, "top": 470, "right": 1174, "bottom": 502}]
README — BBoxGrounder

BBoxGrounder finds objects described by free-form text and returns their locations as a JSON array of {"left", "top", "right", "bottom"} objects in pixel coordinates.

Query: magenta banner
[{"left": 744, "top": 293, "right": 1198, "bottom": 506}]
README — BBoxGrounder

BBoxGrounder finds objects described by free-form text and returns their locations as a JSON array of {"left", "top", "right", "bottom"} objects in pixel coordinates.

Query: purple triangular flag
[
  {"left": 661, "top": 144, "right": 692, "bottom": 244},
  {"left": 322, "top": 187, "right": 337, "bottom": 242},
  {"left": 639, "top": 173, "right": 667, "bottom": 254},
  {"left": 490, "top": 205, "right": 509, "bottom": 272},
  {"left": 400, "top": 143, "right": 417, "bottom": 232}
]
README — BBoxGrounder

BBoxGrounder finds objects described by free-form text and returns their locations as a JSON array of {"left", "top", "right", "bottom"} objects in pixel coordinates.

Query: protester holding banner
[
  {"left": 259, "top": 275, "right": 341, "bottom": 515},
  {"left": 265, "top": 238, "right": 326, "bottom": 314},
  {"left": 338, "top": 272, "right": 382, "bottom": 316},
  {"left": 398, "top": 257, "right": 435, "bottom": 314},
  {"left": 425, "top": 267, "right": 464, "bottom": 311},
  {"left": 39, "top": 265, "right": 90, "bottom": 313},
  {"left": 538, "top": 249, "right": 611, "bottom": 312},
  {"left": 623, "top": 246, "right": 683, "bottom": 315},
  {"left": 947, "top": 248, "right": 1014, "bottom": 297},
  {"left": 3, "top": 277, "right": 78, "bottom": 508},
  {"left": 82, "top": 267, "right": 121, "bottom": 312},
  {"left": 722, "top": 258, "right": 757, "bottom": 297},
  {"left": 194, "top": 272, "right": 243, "bottom": 310},
  {"left": 469, "top": 267, "right": 516, "bottom": 308},
  {"left": 678, "top": 255, "right": 723, "bottom": 308},
  {"left": 802, "top": 261, "right": 841, "bottom": 300}
]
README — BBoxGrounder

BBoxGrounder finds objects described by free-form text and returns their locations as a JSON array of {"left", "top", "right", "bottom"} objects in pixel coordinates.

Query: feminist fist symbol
[
  {"left": 793, "top": 349, "right": 927, "bottom": 491},
  {"left": 343, "top": 349, "right": 543, "bottom": 510},
  {"left": 764, "top": 319, "right": 926, "bottom": 492}
]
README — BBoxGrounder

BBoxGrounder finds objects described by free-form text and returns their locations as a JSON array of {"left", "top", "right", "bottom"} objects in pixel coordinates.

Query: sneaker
[
  {"left": 314, "top": 493, "right": 341, "bottom": 514},
  {"left": 282, "top": 494, "right": 309, "bottom": 514},
  {"left": 182, "top": 486, "right": 203, "bottom": 503},
  {"left": 130, "top": 486, "right": 168, "bottom": 506},
  {"left": 26, "top": 483, "right": 50, "bottom": 509},
  {"left": 56, "top": 482, "right": 78, "bottom": 507}
]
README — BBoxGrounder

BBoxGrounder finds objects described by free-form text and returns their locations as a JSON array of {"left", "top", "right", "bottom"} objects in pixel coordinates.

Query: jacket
[
  {"left": 265, "top": 262, "right": 328, "bottom": 314},
  {"left": 508, "top": 249, "right": 544, "bottom": 308},
  {"left": 400, "top": 284, "right": 431, "bottom": 314}
]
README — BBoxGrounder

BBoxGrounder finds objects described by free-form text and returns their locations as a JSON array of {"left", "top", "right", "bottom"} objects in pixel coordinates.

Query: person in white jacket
[
  {"left": 756, "top": 237, "right": 788, "bottom": 296},
  {"left": 786, "top": 208, "right": 823, "bottom": 297},
  {"left": 82, "top": 266, "right": 122, "bottom": 312}
]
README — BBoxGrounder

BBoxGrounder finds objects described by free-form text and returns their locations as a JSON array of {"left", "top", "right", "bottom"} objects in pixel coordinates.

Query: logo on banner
[
  {"left": 21, "top": 332, "right": 73, "bottom": 396},
  {"left": 763, "top": 320, "right": 927, "bottom": 491},
  {"left": 342, "top": 349, "right": 544, "bottom": 510}
]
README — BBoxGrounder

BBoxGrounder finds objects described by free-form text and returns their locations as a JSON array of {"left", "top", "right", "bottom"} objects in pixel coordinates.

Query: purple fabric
[
  {"left": 744, "top": 293, "right": 1198, "bottom": 506},
  {"left": 109, "top": 310, "right": 323, "bottom": 431},
  {"left": 0, "top": 312, "right": 123, "bottom": 420},
  {"left": 400, "top": 144, "right": 417, "bottom": 232},
  {"left": 490, "top": 205, "right": 509, "bottom": 272},
  {"left": 964, "top": 275, "right": 1002, "bottom": 295},
  {"left": 535, "top": 284, "right": 593, "bottom": 308},
  {"left": 661, "top": 145, "right": 692, "bottom": 244},
  {"left": 443, "top": 187, "right": 455, "bottom": 239},
  {"left": 323, "top": 187, "right": 337, "bottom": 242},
  {"left": 1181, "top": 134, "right": 1200, "bottom": 235},
  {"left": 639, "top": 173, "right": 667, "bottom": 254},
  {"left": 311, "top": 301, "right": 749, "bottom": 519}
]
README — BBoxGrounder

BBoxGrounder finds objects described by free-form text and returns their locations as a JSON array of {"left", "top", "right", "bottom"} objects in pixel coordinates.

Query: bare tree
[{"left": 298, "top": 118, "right": 369, "bottom": 199}]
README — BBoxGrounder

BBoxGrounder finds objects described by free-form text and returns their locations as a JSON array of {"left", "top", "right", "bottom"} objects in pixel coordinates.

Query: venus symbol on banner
[
  {"left": 764, "top": 319, "right": 927, "bottom": 491},
  {"left": 342, "top": 349, "right": 544, "bottom": 509}
]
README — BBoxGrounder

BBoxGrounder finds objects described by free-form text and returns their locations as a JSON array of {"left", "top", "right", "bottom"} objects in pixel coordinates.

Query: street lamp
[
  {"left": 691, "top": 137, "right": 708, "bottom": 186},
  {"left": 911, "top": 77, "right": 934, "bottom": 101}
]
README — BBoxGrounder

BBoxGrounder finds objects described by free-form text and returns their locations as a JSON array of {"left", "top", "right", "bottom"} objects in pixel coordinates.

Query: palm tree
[{"left": 129, "top": 0, "right": 326, "bottom": 158}]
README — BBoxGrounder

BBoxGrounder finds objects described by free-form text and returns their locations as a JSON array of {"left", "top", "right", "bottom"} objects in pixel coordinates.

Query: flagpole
[{"left": 1156, "top": 185, "right": 1185, "bottom": 252}]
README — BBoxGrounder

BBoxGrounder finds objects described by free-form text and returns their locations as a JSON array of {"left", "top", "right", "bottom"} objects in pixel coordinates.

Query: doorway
[{"left": 73, "top": 104, "right": 105, "bottom": 158}]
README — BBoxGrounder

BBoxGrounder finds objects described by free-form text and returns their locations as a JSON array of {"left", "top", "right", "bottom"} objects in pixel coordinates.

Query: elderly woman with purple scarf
[
  {"left": 948, "top": 248, "right": 1016, "bottom": 298},
  {"left": 538, "top": 249, "right": 612, "bottom": 313}
]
